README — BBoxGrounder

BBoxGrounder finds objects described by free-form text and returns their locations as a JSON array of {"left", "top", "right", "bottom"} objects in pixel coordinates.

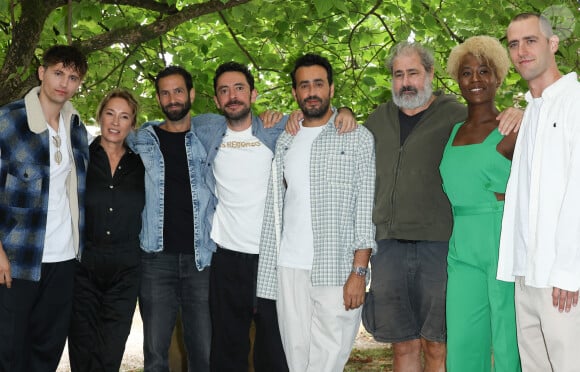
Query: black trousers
[
  {"left": 0, "top": 259, "right": 75, "bottom": 372},
  {"left": 209, "top": 246, "right": 288, "bottom": 372},
  {"left": 68, "top": 244, "right": 140, "bottom": 372}
]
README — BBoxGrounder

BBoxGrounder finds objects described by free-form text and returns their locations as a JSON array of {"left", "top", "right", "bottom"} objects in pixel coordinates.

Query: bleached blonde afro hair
[{"left": 446, "top": 35, "right": 510, "bottom": 83}]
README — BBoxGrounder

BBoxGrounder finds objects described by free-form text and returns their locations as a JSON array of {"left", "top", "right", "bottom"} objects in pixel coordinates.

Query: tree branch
[
  {"left": 99, "top": 0, "right": 179, "bottom": 14},
  {"left": 218, "top": 11, "right": 258, "bottom": 67},
  {"left": 0, "top": 0, "right": 251, "bottom": 105},
  {"left": 76, "top": 0, "right": 251, "bottom": 55},
  {"left": 347, "top": 0, "right": 384, "bottom": 71},
  {"left": 420, "top": 1, "right": 463, "bottom": 43},
  {"left": 0, "top": 0, "right": 63, "bottom": 103}
]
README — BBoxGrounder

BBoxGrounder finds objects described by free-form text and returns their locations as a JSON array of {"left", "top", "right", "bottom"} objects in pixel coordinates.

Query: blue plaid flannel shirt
[{"left": 0, "top": 87, "right": 88, "bottom": 281}]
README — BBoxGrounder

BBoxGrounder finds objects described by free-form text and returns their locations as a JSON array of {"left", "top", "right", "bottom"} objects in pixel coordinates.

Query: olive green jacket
[{"left": 365, "top": 91, "right": 466, "bottom": 242}]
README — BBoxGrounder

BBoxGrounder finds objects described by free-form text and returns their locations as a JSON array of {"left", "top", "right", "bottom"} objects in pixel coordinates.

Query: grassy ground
[{"left": 345, "top": 347, "right": 394, "bottom": 371}]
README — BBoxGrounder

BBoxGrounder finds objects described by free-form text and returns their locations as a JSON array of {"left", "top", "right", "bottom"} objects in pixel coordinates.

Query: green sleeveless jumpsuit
[{"left": 439, "top": 123, "right": 521, "bottom": 372}]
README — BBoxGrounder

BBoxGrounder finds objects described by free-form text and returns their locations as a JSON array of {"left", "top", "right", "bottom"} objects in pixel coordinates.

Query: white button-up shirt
[{"left": 498, "top": 72, "right": 580, "bottom": 291}]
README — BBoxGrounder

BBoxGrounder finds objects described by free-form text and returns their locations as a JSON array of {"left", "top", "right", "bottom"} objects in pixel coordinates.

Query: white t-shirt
[
  {"left": 211, "top": 126, "right": 273, "bottom": 254},
  {"left": 43, "top": 115, "right": 75, "bottom": 262},
  {"left": 278, "top": 124, "right": 325, "bottom": 269}
]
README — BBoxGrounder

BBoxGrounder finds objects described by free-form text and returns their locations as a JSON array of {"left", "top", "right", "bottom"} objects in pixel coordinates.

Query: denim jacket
[
  {"left": 192, "top": 113, "right": 286, "bottom": 165},
  {"left": 133, "top": 120, "right": 216, "bottom": 270}
]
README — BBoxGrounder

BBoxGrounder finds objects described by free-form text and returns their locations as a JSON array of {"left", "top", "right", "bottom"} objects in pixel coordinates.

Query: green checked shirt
[{"left": 257, "top": 112, "right": 377, "bottom": 300}]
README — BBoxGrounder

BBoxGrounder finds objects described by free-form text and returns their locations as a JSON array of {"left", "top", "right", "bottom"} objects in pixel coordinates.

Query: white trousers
[
  {"left": 276, "top": 266, "right": 361, "bottom": 372},
  {"left": 515, "top": 277, "right": 580, "bottom": 372}
]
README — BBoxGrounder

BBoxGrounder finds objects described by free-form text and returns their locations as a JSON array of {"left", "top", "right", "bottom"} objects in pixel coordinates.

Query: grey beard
[{"left": 392, "top": 82, "right": 433, "bottom": 110}]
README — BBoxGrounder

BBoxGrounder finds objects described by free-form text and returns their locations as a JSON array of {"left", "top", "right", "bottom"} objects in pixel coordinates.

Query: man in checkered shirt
[{"left": 256, "top": 53, "right": 376, "bottom": 372}]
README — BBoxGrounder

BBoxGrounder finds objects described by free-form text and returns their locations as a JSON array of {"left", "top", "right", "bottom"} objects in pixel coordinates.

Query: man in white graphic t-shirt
[{"left": 193, "top": 62, "right": 356, "bottom": 371}]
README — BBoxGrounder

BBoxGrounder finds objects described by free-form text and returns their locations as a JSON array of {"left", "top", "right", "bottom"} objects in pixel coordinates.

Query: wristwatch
[{"left": 351, "top": 266, "right": 368, "bottom": 277}]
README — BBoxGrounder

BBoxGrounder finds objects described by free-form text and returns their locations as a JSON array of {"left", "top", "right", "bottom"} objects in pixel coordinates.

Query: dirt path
[{"left": 57, "top": 306, "right": 385, "bottom": 371}]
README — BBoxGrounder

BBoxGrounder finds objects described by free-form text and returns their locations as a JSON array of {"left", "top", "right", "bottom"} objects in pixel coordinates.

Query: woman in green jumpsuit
[{"left": 439, "top": 36, "right": 521, "bottom": 372}]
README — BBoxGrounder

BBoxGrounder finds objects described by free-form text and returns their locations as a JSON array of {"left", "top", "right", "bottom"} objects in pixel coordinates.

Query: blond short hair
[
  {"left": 96, "top": 88, "right": 139, "bottom": 127},
  {"left": 446, "top": 36, "right": 510, "bottom": 83}
]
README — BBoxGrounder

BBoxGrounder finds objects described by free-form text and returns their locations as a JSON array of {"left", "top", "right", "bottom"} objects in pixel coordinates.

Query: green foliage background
[{"left": 0, "top": 0, "right": 578, "bottom": 128}]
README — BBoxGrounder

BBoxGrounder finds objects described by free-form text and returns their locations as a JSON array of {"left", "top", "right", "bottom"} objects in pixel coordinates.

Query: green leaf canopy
[{"left": 0, "top": 0, "right": 578, "bottom": 127}]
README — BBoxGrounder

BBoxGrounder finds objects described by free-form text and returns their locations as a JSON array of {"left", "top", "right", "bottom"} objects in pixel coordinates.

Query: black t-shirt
[
  {"left": 154, "top": 126, "right": 195, "bottom": 255},
  {"left": 399, "top": 109, "right": 425, "bottom": 145}
]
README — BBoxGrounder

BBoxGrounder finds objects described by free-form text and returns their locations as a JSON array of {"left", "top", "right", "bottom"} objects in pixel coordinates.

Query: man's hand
[
  {"left": 285, "top": 110, "right": 303, "bottom": 135},
  {"left": 259, "top": 110, "right": 284, "bottom": 128},
  {"left": 335, "top": 107, "right": 357, "bottom": 134},
  {"left": 0, "top": 243, "right": 12, "bottom": 288},
  {"left": 552, "top": 287, "right": 579, "bottom": 313},
  {"left": 343, "top": 273, "right": 365, "bottom": 310},
  {"left": 497, "top": 107, "right": 524, "bottom": 135},
  {"left": 285, "top": 107, "right": 358, "bottom": 135}
]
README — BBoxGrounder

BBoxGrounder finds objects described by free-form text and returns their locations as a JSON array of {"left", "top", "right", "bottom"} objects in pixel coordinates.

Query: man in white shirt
[
  {"left": 0, "top": 45, "right": 89, "bottom": 372},
  {"left": 200, "top": 62, "right": 290, "bottom": 372},
  {"left": 497, "top": 12, "right": 580, "bottom": 371},
  {"left": 257, "top": 53, "right": 376, "bottom": 372},
  {"left": 196, "top": 62, "right": 356, "bottom": 372}
]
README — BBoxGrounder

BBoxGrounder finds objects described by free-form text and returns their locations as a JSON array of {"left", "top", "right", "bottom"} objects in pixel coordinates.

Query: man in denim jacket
[
  {"left": 193, "top": 62, "right": 289, "bottom": 372},
  {"left": 133, "top": 66, "right": 215, "bottom": 372}
]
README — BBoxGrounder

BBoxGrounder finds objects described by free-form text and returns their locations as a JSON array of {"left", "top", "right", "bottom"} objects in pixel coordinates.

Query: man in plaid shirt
[
  {"left": 0, "top": 45, "right": 89, "bottom": 372},
  {"left": 257, "top": 53, "right": 376, "bottom": 372}
]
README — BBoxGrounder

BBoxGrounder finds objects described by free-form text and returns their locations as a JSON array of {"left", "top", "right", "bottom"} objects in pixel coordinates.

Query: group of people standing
[
  {"left": 0, "top": 11, "right": 578, "bottom": 372},
  {"left": 363, "top": 12, "right": 580, "bottom": 372}
]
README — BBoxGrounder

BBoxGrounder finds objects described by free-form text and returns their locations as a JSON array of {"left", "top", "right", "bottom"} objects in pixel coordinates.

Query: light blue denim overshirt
[
  {"left": 132, "top": 120, "right": 216, "bottom": 270},
  {"left": 192, "top": 112, "right": 286, "bottom": 166}
]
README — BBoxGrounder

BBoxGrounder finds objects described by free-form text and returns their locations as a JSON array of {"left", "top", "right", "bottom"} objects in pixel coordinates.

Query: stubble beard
[{"left": 223, "top": 103, "right": 252, "bottom": 122}]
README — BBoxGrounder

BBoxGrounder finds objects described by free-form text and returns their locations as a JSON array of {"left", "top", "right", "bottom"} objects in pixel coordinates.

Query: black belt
[{"left": 396, "top": 239, "right": 421, "bottom": 244}]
